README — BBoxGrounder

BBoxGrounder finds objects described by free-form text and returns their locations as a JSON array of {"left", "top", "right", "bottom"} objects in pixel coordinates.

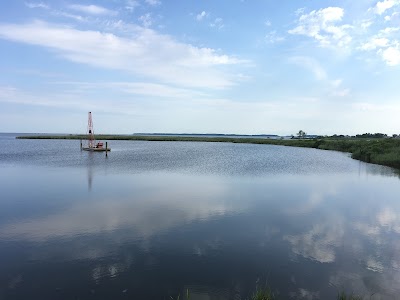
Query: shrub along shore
[{"left": 16, "top": 135, "right": 400, "bottom": 170}]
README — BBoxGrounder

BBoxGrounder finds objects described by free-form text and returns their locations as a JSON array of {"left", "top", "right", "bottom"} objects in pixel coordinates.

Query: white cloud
[
  {"left": 358, "top": 25, "right": 400, "bottom": 65},
  {"left": 289, "top": 7, "right": 352, "bottom": 48},
  {"left": 380, "top": 27, "right": 400, "bottom": 34},
  {"left": 25, "top": 2, "right": 49, "bottom": 9},
  {"left": 210, "top": 18, "right": 224, "bottom": 30},
  {"left": 0, "top": 86, "right": 18, "bottom": 98},
  {"left": 332, "top": 88, "right": 350, "bottom": 97},
  {"left": 0, "top": 21, "right": 246, "bottom": 89},
  {"left": 295, "top": 7, "right": 306, "bottom": 16},
  {"left": 68, "top": 4, "right": 117, "bottom": 16},
  {"left": 360, "top": 20, "right": 373, "bottom": 29},
  {"left": 266, "top": 30, "right": 285, "bottom": 44},
  {"left": 264, "top": 20, "right": 272, "bottom": 27},
  {"left": 0, "top": 86, "right": 99, "bottom": 112},
  {"left": 366, "top": 256, "right": 385, "bottom": 273},
  {"left": 288, "top": 58, "right": 351, "bottom": 96},
  {"left": 284, "top": 221, "right": 344, "bottom": 263},
  {"left": 318, "top": 2, "right": 400, "bottom": 67},
  {"left": 360, "top": 37, "right": 390, "bottom": 50},
  {"left": 111, "top": 82, "right": 208, "bottom": 98},
  {"left": 52, "top": 11, "right": 86, "bottom": 22},
  {"left": 53, "top": 81, "right": 209, "bottom": 99},
  {"left": 354, "top": 222, "right": 380, "bottom": 236},
  {"left": 125, "top": 0, "right": 139, "bottom": 12},
  {"left": 331, "top": 79, "right": 342, "bottom": 88},
  {"left": 196, "top": 11, "right": 208, "bottom": 21},
  {"left": 145, "top": 0, "right": 161, "bottom": 6},
  {"left": 289, "top": 56, "right": 327, "bottom": 80},
  {"left": 379, "top": 46, "right": 400, "bottom": 66},
  {"left": 377, "top": 208, "right": 400, "bottom": 232},
  {"left": 289, "top": 3, "right": 398, "bottom": 67},
  {"left": 375, "top": 0, "right": 400, "bottom": 15},
  {"left": 330, "top": 79, "right": 350, "bottom": 97},
  {"left": 0, "top": 176, "right": 232, "bottom": 241},
  {"left": 139, "top": 13, "right": 153, "bottom": 27}
]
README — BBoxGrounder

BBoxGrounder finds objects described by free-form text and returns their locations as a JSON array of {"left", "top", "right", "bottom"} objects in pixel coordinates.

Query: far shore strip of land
[{"left": 16, "top": 134, "right": 400, "bottom": 171}]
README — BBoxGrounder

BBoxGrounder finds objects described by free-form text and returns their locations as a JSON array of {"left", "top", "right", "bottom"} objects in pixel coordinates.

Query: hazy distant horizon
[{"left": 2, "top": 131, "right": 396, "bottom": 138}]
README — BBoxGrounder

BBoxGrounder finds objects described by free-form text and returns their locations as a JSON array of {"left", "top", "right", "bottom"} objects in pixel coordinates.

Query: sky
[{"left": 0, "top": 0, "right": 400, "bottom": 135}]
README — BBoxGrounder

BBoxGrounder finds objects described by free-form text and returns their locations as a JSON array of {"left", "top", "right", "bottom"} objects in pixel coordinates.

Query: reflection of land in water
[{"left": 357, "top": 159, "right": 400, "bottom": 179}]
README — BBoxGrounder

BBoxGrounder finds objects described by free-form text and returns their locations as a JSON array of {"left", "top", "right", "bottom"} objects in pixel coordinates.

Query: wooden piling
[
  {"left": 106, "top": 142, "right": 108, "bottom": 157},
  {"left": 80, "top": 139, "right": 82, "bottom": 150}
]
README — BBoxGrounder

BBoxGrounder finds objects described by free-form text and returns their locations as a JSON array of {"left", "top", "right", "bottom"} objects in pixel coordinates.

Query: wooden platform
[{"left": 82, "top": 147, "right": 111, "bottom": 152}]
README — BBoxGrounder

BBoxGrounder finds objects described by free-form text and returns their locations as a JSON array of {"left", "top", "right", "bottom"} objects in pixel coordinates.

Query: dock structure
[
  {"left": 81, "top": 112, "right": 111, "bottom": 153},
  {"left": 82, "top": 147, "right": 110, "bottom": 152}
]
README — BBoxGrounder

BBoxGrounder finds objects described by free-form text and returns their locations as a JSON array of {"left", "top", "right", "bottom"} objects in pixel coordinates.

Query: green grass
[
  {"left": 251, "top": 286, "right": 275, "bottom": 300},
  {"left": 170, "top": 289, "right": 190, "bottom": 300},
  {"left": 169, "top": 287, "right": 276, "bottom": 300},
  {"left": 170, "top": 288, "right": 363, "bottom": 300},
  {"left": 336, "top": 291, "right": 363, "bottom": 300},
  {"left": 16, "top": 135, "right": 400, "bottom": 171}
]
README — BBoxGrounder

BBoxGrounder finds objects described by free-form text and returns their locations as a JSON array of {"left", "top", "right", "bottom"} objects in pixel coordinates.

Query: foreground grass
[
  {"left": 251, "top": 286, "right": 275, "bottom": 300},
  {"left": 171, "top": 288, "right": 362, "bottom": 300},
  {"left": 16, "top": 135, "right": 400, "bottom": 170},
  {"left": 250, "top": 290, "right": 364, "bottom": 300},
  {"left": 336, "top": 291, "right": 363, "bottom": 300}
]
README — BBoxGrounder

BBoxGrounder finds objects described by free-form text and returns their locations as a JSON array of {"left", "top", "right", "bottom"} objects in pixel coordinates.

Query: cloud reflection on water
[
  {"left": 284, "top": 219, "right": 345, "bottom": 263},
  {"left": 0, "top": 173, "right": 238, "bottom": 243},
  {"left": 1, "top": 158, "right": 400, "bottom": 298}
]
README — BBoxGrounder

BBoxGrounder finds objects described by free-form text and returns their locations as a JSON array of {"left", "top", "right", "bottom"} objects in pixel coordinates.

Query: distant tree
[
  {"left": 356, "top": 133, "right": 388, "bottom": 139},
  {"left": 375, "top": 133, "right": 387, "bottom": 138},
  {"left": 297, "top": 130, "right": 306, "bottom": 139},
  {"left": 393, "top": 134, "right": 398, "bottom": 138}
]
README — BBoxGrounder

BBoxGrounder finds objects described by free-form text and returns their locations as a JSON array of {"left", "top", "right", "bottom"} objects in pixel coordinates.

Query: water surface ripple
[{"left": 0, "top": 134, "right": 399, "bottom": 299}]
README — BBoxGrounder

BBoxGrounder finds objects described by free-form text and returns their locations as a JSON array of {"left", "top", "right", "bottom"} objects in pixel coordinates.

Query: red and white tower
[{"left": 87, "top": 112, "right": 95, "bottom": 148}]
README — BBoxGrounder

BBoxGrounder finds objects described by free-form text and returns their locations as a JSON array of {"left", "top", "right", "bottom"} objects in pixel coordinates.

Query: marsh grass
[
  {"left": 170, "top": 288, "right": 362, "bottom": 300},
  {"left": 170, "top": 289, "right": 190, "bottom": 300},
  {"left": 250, "top": 286, "right": 275, "bottom": 300},
  {"left": 170, "top": 287, "right": 275, "bottom": 300},
  {"left": 337, "top": 291, "right": 363, "bottom": 300}
]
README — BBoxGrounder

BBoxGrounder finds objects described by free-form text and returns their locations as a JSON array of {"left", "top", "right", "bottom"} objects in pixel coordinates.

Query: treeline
[
  {"left": 355, "top": 133, "right": 388, "bottom": 138},
  {"left": 326, "top": 133, "right": 399, "bottom": 139}
]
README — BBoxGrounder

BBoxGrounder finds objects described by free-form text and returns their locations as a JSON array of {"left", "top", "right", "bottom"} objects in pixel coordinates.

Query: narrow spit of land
[{"left": 16, "top": 135, "right": 400, "bottom": 170}]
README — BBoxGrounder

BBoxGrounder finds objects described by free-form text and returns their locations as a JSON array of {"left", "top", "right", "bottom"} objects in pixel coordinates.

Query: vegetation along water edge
[
  {"left": 16, "top": 134, "right": 400, "bottom": 170},
  {"left": 171, "top": 288, "right": 363, "bottom": 300}
]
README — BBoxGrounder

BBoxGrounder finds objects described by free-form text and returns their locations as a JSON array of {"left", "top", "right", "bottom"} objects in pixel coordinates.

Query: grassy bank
[
  {"left": 250, "top": 289, "right": 362, "bottom": 300},
  {"left": 16, "top": 135, "right": 400, "bottom": 170},
  {"left": 172, "top": 288, "right": 362, "bottom": 300}
]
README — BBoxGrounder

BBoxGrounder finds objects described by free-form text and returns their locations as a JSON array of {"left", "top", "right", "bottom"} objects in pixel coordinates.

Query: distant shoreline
[{"left": 16, "top": 135, "right": 400, "bottom": 171}]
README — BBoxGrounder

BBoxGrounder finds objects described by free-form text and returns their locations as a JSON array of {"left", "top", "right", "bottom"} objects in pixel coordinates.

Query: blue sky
[{"left": 0, "top": 0, "right": 400, "bottom": 135}]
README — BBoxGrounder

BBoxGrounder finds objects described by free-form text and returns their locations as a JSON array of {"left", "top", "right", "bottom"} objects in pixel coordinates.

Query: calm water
[{"left": 0, "top": 133, "right": 399, "bottom": 300}]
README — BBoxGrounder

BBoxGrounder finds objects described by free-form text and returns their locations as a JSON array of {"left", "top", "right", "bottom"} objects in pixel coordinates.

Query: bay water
[{"left": 0, "top": 133, "right": 399, "bottom": 299}]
